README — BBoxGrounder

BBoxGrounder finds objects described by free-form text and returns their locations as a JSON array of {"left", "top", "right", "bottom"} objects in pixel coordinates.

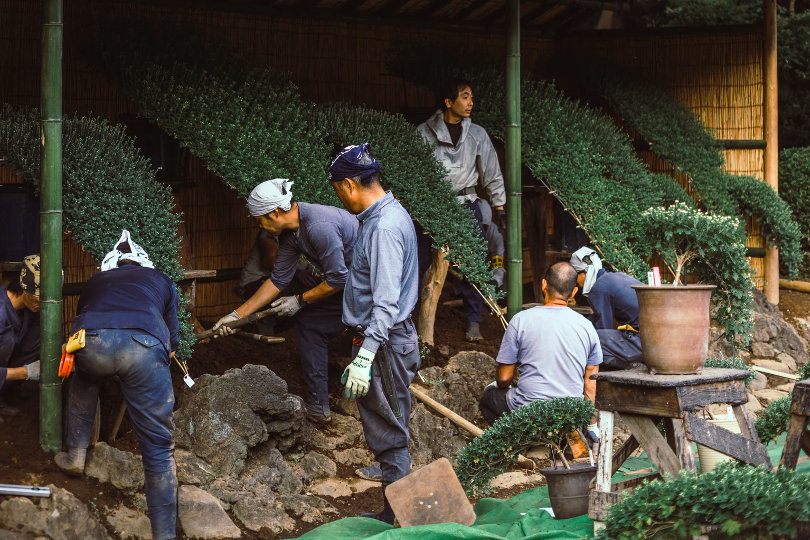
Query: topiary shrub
[
  {"left": 455, "top": 396, "right": 594, "bottom": 495},
  {"left": 598, "top": 462, "right": 810, "bottom": 539},
  {"left": 780, "top": 147, "right": 810, "bottom": 271},
  {"left": 704, "top": 356, "right": 755, "bottom": 386},
  {"left": 754, "top": 394, "right": 794, "bottom": 444},
  {"left": 0, "top": 105, "right": 195, "bottom": 360}
]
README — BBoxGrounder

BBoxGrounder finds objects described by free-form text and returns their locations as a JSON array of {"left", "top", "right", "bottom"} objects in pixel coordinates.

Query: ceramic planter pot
[
  {"left": 539, "top": 463, "right": 597, "bottom": 519},
  {"left": 696, "top": 416, "right": 741, "bottom": 473},
  {"left": 632, "top": 285, "right": 716, "bottom": 375}
]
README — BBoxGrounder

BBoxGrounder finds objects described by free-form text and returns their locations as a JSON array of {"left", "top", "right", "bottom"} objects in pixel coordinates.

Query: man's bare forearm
[
  {"left": 236, "top": 279, "right": 281, "bottom": 317},
  {"left": 303, "top": 281, "right": 339, "bottom": 304}
]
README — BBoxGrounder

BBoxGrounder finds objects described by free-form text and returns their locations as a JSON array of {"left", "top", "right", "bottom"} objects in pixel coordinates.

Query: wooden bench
[{"left": 779, "top": 379, "right": 810, "bottom": 470}]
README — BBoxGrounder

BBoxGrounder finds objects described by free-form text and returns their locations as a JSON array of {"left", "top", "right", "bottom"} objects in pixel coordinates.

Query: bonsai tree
[
  {"left": 641, "top": 202, "right": 754, "bottom": 344},
  {"left": 455, "top": 396, "right": 595, "bottom": 495}
]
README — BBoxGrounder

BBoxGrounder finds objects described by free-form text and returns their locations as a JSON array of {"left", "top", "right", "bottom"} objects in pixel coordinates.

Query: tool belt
[
  {"left": 59, "top": 329, "right": 86, "bottom": 379},
  {"left": 616, "top": 324, "right": 639, "bottom": 333},
  {"left": 456, "top": 186, "right": 477, "bottom": 197}
]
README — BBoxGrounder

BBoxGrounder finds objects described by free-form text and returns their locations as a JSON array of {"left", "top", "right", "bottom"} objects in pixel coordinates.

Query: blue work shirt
[
  {"left": 271, "top": 202, "right": 358, "bottom": 291},
  {"left": 343, "top": 192, "right": 419, "bottom": 354},
  {"left": 588, "top": 269, "right": 642, "bottom": 330},
  {"left": 71, "top": 266, "right": 180, "bottom": 354},
  {"left": 0, "top": 285, "right": 38, "bottom": 389}
]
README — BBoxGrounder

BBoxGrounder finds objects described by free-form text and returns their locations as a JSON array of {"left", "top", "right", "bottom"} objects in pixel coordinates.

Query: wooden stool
[
  {"left": 589, "top": 367, "right": 771, "bottom": 531},
  {"left": 779, "top": 379, "right": 810, "bottom": 470}
]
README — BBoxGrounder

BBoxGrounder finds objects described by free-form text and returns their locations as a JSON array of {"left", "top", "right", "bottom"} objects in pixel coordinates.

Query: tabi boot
[
  {"left": 355, "top": 462, "right": 382, "bottom": 482},
  {"left": 465, "top": 322, "right": 483, "bottom": 342},
  {"left": 304, "top": 401, "right": 332, "bottom": 425},
  {"left": 361, "top": 493, "right": 395, "bottom": 525},
  {"left": 54, "top": 447, "right": 87, "bottom": 477}
]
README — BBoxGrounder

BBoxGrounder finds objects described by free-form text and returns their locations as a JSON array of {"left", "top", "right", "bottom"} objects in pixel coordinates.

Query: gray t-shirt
[{"left": 497, "top": 305, "right": 602, "bottom": 410}]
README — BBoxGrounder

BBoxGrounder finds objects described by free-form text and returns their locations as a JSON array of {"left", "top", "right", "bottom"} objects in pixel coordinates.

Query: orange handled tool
[{"left": 58, "top": 349, "right": 74, "bottom": 379}]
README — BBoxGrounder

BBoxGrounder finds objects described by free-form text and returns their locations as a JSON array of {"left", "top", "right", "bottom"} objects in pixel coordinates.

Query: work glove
[
  {"left": 341, "top": 347, "right": 375, "bottom": 399},
  {"left": 25, "top": 360, "right": 40, "bottom": 381},
  {"left": 268, "top": 295, "right": 302, "bottom": 318},
  {"left": 212, "top": 310, "right": 241, "bottom": 337},
  {"left": 583, "top": 422, "right": 599, "bottom": 447}
]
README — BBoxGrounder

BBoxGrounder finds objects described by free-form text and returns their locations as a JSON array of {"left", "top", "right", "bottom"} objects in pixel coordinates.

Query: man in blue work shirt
[
  {"left": 213, "top": 178, "right": 358, "bottom": 424},
  {"left": 570, "top": 247, "right": 644, "bottom": 370},
  {"left": 0, "top": 254, "right": 41, "bottom": 419},
  {"left": 55, "top": 231, "right": 179, "bottom": 540},
  {"left": 329, "top": 143, "right": 420, "bottom": 525}
]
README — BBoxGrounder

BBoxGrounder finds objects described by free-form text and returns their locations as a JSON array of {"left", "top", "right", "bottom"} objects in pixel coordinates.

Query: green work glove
[{"left": 341, "top": 347, "right": 375, "bottom": 399}]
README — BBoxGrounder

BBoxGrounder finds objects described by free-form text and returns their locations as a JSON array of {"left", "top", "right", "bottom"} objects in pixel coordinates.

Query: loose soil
[{"left": 0, "top": 289, "right": 521, "bottom": 539}]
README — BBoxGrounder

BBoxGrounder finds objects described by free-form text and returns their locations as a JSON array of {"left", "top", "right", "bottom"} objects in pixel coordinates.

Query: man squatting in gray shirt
[
  {"left": 479, "top": 262, "right": 602, "bottom": 441},
  {"left": 329, "top": 143, "right": 420, "bottom": 525}
]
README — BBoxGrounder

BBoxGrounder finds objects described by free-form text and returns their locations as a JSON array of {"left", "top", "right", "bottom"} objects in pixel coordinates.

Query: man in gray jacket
[{"left": 417, "top": 79, "right": 506, "bottom": 341}]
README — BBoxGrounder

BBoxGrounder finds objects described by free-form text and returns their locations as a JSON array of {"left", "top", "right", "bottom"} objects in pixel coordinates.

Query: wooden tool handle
[
  {"left": 409, "top": 384, "right": 535, "bottom": 470},
  {"left": 195, "top": 306, "right": 275, "bottom": 341}
]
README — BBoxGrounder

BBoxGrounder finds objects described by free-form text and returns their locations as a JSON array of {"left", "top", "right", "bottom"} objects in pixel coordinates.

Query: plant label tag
[
  {"left": 652, "top": 266, "right": 661, "bottom": 286},
  {"left": 183, "top": 374, "right": 195, "bottom": 388},
  {"left": 647, "top": 272, "right": 655, "bottom": 286}
]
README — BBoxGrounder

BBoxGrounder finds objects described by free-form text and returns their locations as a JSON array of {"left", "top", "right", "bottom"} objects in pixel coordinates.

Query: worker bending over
[
  {"left": 213, "top": 178, "right": 358, "bottom": 424},
  {"left": 55, "top": 231, "right": 179, "bottom": 540},
  {"left": 329, "top": 143, "right": 420, "bottom": 524},
  {"left": 479, "top": 262, "right": 601, "bottom": 440},
  {"left": 417, "top": 79, "right": 506, "bottom": 341},
  {"left": 0, "top": 254, "right": 41, "bottom": 419},
  {"left": 570, "top": 247, "right": 644, "bottom": 370}
]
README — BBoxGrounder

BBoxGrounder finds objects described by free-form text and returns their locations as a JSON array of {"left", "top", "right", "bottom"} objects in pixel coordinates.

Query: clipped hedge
[
  {"left": 753, "top": 362, "right": 809, "bottom": 444},
  {"left": 598, "top": 463, "right": 810, "bottom": 539},
  {"left": 0, "top": 105, "right": 195, "bottom": 360},
  {"left": 780, "top": 147, "right": 810, "bottom": 261},
  {"left": 455, "top": 396, "right": 594, "bottom": 495}
]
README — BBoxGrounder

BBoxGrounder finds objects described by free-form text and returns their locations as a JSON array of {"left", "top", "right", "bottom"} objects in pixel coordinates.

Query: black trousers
[{"left": 479, "top": 385, "right": 511, "bottom": 424}]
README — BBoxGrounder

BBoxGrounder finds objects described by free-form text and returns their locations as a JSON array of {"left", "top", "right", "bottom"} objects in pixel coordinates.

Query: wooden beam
[
  {"left": 683, "top": 413, "right": 772, "bottom": 468},
  {"left": 764, "top": 0, "right": 779, "bottom": 304},
  {"left": 460, "top": 0, "right": 491, "bottom": 21},
  {"left": 779, "top": 413, "right": 808, "bottom": 469},
  {"left": 732, "top": 403, "right": 761, "bottom": 443},
  {"left": 416, "top": 250, "right": 449, "bottom": 347},
  {"left": 611, "top": 434, "right": 639, "bottom": 476},
  {"left": 791, "top": 381, "right": 810, "bottom": 415},
  {"left": 619, "top": 413, "right": 683, "bottom": 477}
]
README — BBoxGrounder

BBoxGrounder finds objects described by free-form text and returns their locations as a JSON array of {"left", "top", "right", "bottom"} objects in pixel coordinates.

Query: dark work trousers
[
  {"left": 66, "top": 329, "right": 177, "bottom": 540},
  {"left": 354, "top": 318, "right": 420, "bottom": 488},
  {"left": 293, "top": 292, "right": 347, "bottom": 418},
  {"left": 479, "top": 385, "right": 511, "bottom": 424},
  {"left": 0, "top": 314, "right": 39, "bottom": 392},
  {"left": 598, "top": 329, "right": 643, "bottom": 370}
]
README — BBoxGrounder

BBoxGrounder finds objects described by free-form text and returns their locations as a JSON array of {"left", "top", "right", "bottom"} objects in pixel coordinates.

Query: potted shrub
[
  {"left": 637, "top": 202, "right": 752, "bottom": 374},
  {"left": 455, "top": 397, "right": 595, "bottom": 519}
]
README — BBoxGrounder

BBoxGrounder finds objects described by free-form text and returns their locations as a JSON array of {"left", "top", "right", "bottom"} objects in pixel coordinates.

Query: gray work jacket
[{"left": 417, "top": 109, "right": 506, "bottom": 207}]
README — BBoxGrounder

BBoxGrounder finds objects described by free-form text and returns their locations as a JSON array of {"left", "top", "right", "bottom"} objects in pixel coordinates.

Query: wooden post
[
  {"left": 764, "top": 0, "right": 779, "bottom": 305},
  {"left": 592, "top": 410, "right": 614, "bottom": 532},
  {"left": 416, "top": 250, "right": 449, "bottom": 346},
  {"left": 523, "top": 189, "right": 546, "bottom": 302}
]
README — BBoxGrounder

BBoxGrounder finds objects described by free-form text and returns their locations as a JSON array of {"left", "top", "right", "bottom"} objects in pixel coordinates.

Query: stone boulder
[
  {"left": 422, "top": 351, "right": 497, "bottom": 421},
  {"left": 176, "top": 448, "right": 219, "bottom": 486},
  {"left": 232, "top": 499, "right": 295, "bottom": 534},
  {"left": 751, "top": 289, "right": 809, "bottom": 366},
  {"left": 105, "top": 506, "right": 152, "bottom": 540},
  {"left": 178, "top": 486, "right": 241, "bottom": 539},
  {"left": 310, "top": 413, "right": 364, "bottom": 451},
  {"left": 408, "top": 403, "right": 469, "bottom": 468},
  {"left": 238, "top": 443, "right": 303, "bottom": 496},
  {"left": 173, "top": 364, "right": 307, "bottom": 476},
  {"left": 296, "top": 451, "right": 337, "bottom": 482},
  {"left": 0, "top": 485, "right": 110, "bottom": 540},
  {"left": 278, "top": 494, "right": 338, "bottom": 524},
  {"left": 85, "top": 442, "right": 144, "bottom": 491}
]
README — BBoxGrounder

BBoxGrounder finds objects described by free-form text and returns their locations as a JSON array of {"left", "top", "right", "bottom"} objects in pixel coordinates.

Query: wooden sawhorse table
[
  {"left": 588, "top": 367, "right": 772, "bottom": 530},
  {"left": 780, "top": 379, "right": 810, "bottom": 469}
]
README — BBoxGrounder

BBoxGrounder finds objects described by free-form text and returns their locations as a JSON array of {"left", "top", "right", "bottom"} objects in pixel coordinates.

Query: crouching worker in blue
[
  {"left": 570, "top": 247, "right": 644, "bottom": 370},
  {"left": 0, "top": 254, "right": 42, "bottom": 418},
  {"left": 212, "top": 178, "right": 358, "bottom": 423},
  {"left": 55, "top": 231, "right": 179, "bottom": 540},
  {"left": 329, "top": 143, "right": 420, "bottom": 525}
]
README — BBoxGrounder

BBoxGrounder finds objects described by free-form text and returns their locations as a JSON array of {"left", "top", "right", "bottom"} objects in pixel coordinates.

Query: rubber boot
[
  {"left": 361, "top": 492, "right": 395, "bottom": 525},
  {"left": 54, "top": 447, "right": 87, "bottom": 477},
  {"left": 465, "top": 322, "right": 483, "bottom": 342}
]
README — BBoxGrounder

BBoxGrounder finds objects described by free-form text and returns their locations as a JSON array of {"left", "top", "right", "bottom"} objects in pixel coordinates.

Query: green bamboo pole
[
  {"left": 505, "top": 0, "right": 522, "bottom": 319},
  {"left": 39, "top": 0, "right": 63, "bottom": 453}
]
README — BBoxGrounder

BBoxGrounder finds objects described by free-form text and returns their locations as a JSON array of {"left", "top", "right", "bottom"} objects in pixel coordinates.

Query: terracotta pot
[
  {"left": 632, "top": 285, "right": 716, "bottom": 375},
  {"left": 539, "top": 463, "right": 596, "bottom": 519}
]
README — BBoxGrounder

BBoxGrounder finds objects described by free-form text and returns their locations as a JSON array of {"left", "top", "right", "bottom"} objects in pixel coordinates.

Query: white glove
[
  {"left": 213, "top": 310, "right": 241, "bottom": 337},
  {"left": 268, "top": 295, "right": 302, "bottom": 318},
  {"left": 341, "top": 347, "right": 375, "bottom": 399},
  {"left": 25, "top": 360, "right": 40, "bottom": 381}
]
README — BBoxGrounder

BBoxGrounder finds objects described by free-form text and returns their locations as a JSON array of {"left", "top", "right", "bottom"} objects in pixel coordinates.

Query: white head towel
[
  {"left": 247, "top": 178, "right": 294, "bottom": 217},
  {"left": 569, "top": 246, "right": 602, "bottom": 296},
  {"left": 100, "top": 230, "right": 154, "bottom": 271}
]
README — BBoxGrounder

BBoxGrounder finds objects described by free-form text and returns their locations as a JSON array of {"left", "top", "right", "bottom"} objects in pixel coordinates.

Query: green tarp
[{"left": 293, "top": 435, "right": 807, "bottom": 540}]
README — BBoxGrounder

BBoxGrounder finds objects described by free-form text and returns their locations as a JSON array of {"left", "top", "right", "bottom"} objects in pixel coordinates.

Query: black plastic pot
[{"left": 539, "top": 463, "right": 597, "bottom": 520}]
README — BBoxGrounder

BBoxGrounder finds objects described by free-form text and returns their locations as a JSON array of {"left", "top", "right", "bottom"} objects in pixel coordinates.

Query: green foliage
[
  {"left": 598, "top": 462, "right": 810, "bottom": 539},
  {"left": 590, "top": 69, "right": 803, "bottom": 277},
  {"left": 641, "top": 202, "right": 754, "bottom": 342},
  {"left": 779, "top": 147, "right": 810, "bottom": 270},
  {"left": 704, "top": 356, "right": 755, "bottom": 386},
  {"left": 778, "top": 12, "right": 810, "bottom": 148},
  {"left": 754, "top": 394, "right": 793, "bottom": 444},
  {"left": 800, "top": 362, "right": 810, "bottom": 381},
  {"left": 455, "top": 397, "right": 594, "bottom": 495},
  {"left": 0, "top": 105, "right": 195, "bottom": 360},
  {"left": 662, "top": 0, "right": 761, "bottom": 26},
  {"left": 316, "top": 104, "right": 494, "bottom": 297}
]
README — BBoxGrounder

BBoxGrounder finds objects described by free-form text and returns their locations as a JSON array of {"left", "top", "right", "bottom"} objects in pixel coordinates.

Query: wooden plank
[
  {"left": 181, "top": 269, "right": 217, "bottom": 280},
  {"left": 779, "top": 413, "right": 809, "bottom": 470},
  {"left": 611, "top": 435, "right": 639, "bottom": 476},
  {"left": 416, "top": 250, "right": 449, "bottom": 347},
  {"left": 732, "top": 403, "right": 760, "bottom": 443},
  {"left": 618, "top": 413, "right": 682, "bottom": 477},
  {"left": 595, "top": 411, "right": 614, "bottom": 492},
  {"left": 683, "top": 413, "right": 772, "bottom": 468},
  {"left": 588, "top": 490, "right": 622, "bottom": 521},
  {"left": 593, "top": 367, "right": 751, "bottom": 388},
  {"left": 596, "top": 383, "right": 682, "bottom": 417},
  {"left": 751, "top": 365, "right": 799, "bottom": 381},
  {"left": 790, "top": 381, "right": 810, "bottom": 415},
  {"left": 671, "top": 418, "right": 696, "bottom": 471},
  {"left": 676, "top": 381, "right": 748, "bottom": 409}
]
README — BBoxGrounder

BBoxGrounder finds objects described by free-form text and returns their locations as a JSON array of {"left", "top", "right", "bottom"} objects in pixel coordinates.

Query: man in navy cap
[
  {"left": 213, "top": 178, "right": 358, "bottom": 424},
  {"left": 329, "top": 143, "right": 420, "bottom": 524}
]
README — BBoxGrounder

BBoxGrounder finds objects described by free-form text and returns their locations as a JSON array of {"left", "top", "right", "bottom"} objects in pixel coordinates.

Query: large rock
[
  {"left": 753, "top": 388, "right": 790, "bottom": 406},
  {"left": 751, "top": 342, "right": 775, "bottom": 358},
  {"left": 105, "top": 506, "right": 152, "bottom": 540},
  {"left": 239, "top": 443, "right": 303, "bottom": 496},
  {"left": 333, "top": 448, "right": 373, "bottom": 467},
  {"left": 178, "top": 486, "right": 241, "bottom": 539},
  {"left": 278, "top": 494, "right": 339, "bottom": 524},
  {"left": 296, "top": 451, "right": 337, "bottom": 482},
  {"left": 752, "top": 359, "right": 792, "bottom": 373},
  {"left": 176, "top": 448, "right": 219, "bottom": 486},
  {"left": 408, "top": 403, "right": 469, "bottom": 468},
  {"left": 0, "top": 485, "right": 110, "bottom": 540},
  {"left": 423, "top": 351, "right": 497, "bottom": 421},
  {"left": 307, "top": 478, "right": 353, "bottom": 498},
  {"left": 85, "top": 442, "right": 144, "bottom": 491},
  {"left": 310, "top": 413, "right": 364, "bottom": 451},
  {"left": 232, "top": 499, "right": 295, "bottom": 534},
  {"left": 750, "top": 289, "right": 809, "bottom": 366},
  {"left": 777, "top": 352, "right": 798, "bottom": 372},
  {"left": 173, "top": 364, "right": 307, "bottom": 476},
  {"left": 745, "top": 391, "right": 763, "bottom": 414}
]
